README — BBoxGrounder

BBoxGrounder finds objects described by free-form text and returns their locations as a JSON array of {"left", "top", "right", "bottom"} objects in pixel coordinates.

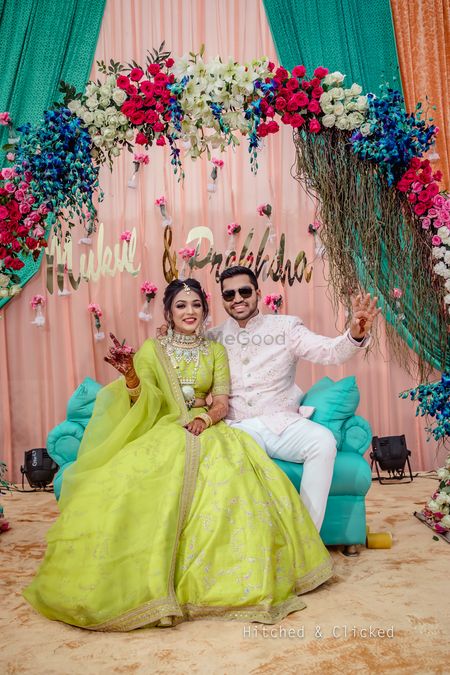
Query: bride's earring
[{"left": 167, "top": 317, "right": 174, "bottom": 339}]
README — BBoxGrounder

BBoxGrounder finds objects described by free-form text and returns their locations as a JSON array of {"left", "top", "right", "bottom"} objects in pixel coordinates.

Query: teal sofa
[{"left": 47, "top": 376, "right": 372, "bottom": 546}]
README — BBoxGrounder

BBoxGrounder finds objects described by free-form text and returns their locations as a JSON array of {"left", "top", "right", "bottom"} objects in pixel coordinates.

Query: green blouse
[{"left": 174, "top": 340, "right": 230, "bottom": 400}]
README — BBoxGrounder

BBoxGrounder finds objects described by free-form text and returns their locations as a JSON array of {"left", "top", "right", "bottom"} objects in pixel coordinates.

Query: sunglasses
[{"left": 221, "top": 286, "right": 254, "bottom": 302}]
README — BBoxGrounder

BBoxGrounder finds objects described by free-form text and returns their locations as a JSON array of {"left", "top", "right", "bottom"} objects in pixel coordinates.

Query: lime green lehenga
[{"left": 24, "top": 338, "right": 333, "bottom": 631}]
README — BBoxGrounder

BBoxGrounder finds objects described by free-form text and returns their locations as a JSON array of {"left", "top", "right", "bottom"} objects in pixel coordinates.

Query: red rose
[
  {"left": 168, "top": 73, "right": 175, "bottom": 84},
  {"left": 39, "top": 239, "right": 47, "bottom": 248},
  {"left": 403, "top": 169, "right": 416, "bottom": 181},
  {"left": 427, "top": 182, "right": 439, "bottom": 198},
  {"left": 280, "top": 113, "right": 292, "bottom": 124},
  {"left": 0, "top": 205, "right": 8, "bottom": 219},
  {"left": 268, "top": 61, "right": 275, "bottom": 72},
  {"left": 266, "top": 105, "right": 275, "bottom": 117},
  {"left": 156, "top": 136, "right": 166, "bottom": 146},
  {"left": 313, "top": 66, "right": 329, "bottom": 79},
  {"left": 293, "top": 92, "right": 309, "bottom": 108},
  {"left": 135, "top": 132, "right": 148, "bottom": 145},
  {"left": 286, "top": 99, "right": 299, "bottom": 112},
  {"left": 120, "top": 101, "right": 136, "bottom": 117},
  {"left": 308, "top": 99, "right": 321, "bottom": 114},
  {"left": 292, "top": 65, "right": 306, "bottom": 79},
  {"left": 433, "top": 170, "right": 443, "bottom": 181},
  {"left": 310, "top": 78, "right": 320, "bottom": 88},
  {"left": 155, "top": 102, "right": 164, "bottom": 113},
  {"left": 165, "top": 58, "right": 174, "bottom": 68},
  {"left": 418, "top": 172, "right": 429, "bottom": 184},
  {"left": 396, "top": 181, "right": 410, "bottom": 193},
  {"left": 301, "top": 80, "right": 311, "bottom": 90},
  {"left": 311, "top": 86, "right": 324, "bottom": 99},
  {"left": 275, "top": 97, "right": 287, "bottom": 111},
  {"left": 10, "top": 257, "right": 24, "bottom": 269},
  {"left": 260, "top": 99, "right": 269, "bottom": 113},
  {"left": 257, "top": 122, "right": 269, "bottom": 137},
  {"left": 145, "top": 110, "right": 158, "bottom": 125},
  {"left": 414, "top": 203, "right": 427, "bottom": 215},
  {"left": 420, "top": 159, "right": 430, "bottom": 169},
  {"left": 148, "top": 63, "right": 161, "bottom": 76},
  {"left": 286, "top": 78, "right": 299, "bottom": 91},
  {"left": 26, "top": 237, "right": 38, "bottom": 250},
  {"left": 125, "top": 84, "right": 138, "bottom": 97},
  {"left": 290, "top": 114, "right": 305, "bottom": 128},
  {"left": 131, "top": 95, "right": 144, "bottom": 109},
  {"left": 130, "top": 110, "right": 146, "bottom": 125},
  {"left": 143, "top": 96, "right": 156, "bottom": 107},
  {"left": 407, "top": 192, "right": 417, "bottom": 203},
  {"left": 267, "top": 120, "right": 279, "bottom": 134},
  {"left": 117, "top": 75, "right": 130, "bottom": 90},
  {"left": 410, "top": 157, "right": 421, "bottom": 170},
  {"left": 153, "top": 121, "right": 165, "bottom": 132},
  {"left": 154, "top": 84, "right": 164, "bottom": 97},
  {"left": 154, "top": 73, "right": 168, "bottom": 84},
  {"left": 0, "top": 247, "right": 6, "bottom": 259},
  {"left": 11, "top": 240, "right": 21, "bottom": 252},
  {"left": 130, "top": 67, "right": 144, "bottom": 82},
  {"left": 140, "top": 80, "right": 154, "bottom": 96},
  {"left": 16, "top": 225, "right": 28, "bottom": 236},
  {"left": 309, "top": 119, "right": 321, "bottom": 134},
  {"left": 275, "top": 67, "right": 288, "bottom": 81}
]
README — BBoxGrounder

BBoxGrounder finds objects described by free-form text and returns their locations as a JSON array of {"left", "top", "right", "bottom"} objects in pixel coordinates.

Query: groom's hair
[{"left": 219, "top": 266, "right": 259, "bottom": 291}]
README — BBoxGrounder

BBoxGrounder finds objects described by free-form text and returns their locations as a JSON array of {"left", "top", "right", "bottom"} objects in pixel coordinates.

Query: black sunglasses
[{"left": 222, "top": 286, "right": 254, "bottom": 302}]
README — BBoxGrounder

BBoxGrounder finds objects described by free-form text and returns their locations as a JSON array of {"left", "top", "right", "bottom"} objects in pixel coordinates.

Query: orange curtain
[{"left": 391, "top": 0, "right": 450, "bottom": 189}]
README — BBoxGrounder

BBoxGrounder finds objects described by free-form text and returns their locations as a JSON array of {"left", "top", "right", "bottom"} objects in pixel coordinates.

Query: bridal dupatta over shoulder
[{"left": 24, "top": 339, "right": 333, "bottom": 630}]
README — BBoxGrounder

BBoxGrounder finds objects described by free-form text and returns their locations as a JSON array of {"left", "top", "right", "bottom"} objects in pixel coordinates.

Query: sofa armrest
[
  {"left": 47, "top": 420, "right": 85, "bottom": 468},
  {"left": 339, "top": 414, "right": 372, "bottom": 455}
]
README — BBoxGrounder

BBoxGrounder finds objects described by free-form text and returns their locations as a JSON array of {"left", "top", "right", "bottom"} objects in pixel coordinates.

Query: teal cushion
[
  {"left": 67, "top": 377, "right": 102, "bottom": 425},
  {"left": 301, "top": 376, "right": 360, "bottom": 446}
]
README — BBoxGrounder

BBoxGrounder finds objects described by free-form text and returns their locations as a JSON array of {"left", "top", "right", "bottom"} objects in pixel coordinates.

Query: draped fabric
[
  {"left": 1, "top": 0, "right": 445, "bottom": 484},
  {"left": 390, "top": 0, "right": 450, "bottom": 190},
  {"left": 262, "top": 0, "right": 403, "bottom": 94},
  {"left": 0, "top": 0, "right": 107, "bottom": 309}
]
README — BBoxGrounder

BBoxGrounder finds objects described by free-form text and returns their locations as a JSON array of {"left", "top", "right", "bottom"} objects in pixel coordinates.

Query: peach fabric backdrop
[
  {"left": 0, "top": 0, "right": 445, "bottom": 481},
  {"left": 391, "top": 0, "right": 450, "bottom": 189}
]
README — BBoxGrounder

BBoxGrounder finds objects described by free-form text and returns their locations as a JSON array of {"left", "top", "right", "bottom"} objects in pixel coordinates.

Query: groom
[{"left": 207, "top": 265, "right": 379, "bottom": 532}]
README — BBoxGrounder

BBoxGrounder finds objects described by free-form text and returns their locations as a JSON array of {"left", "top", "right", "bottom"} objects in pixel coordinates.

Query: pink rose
[
  {"left": 433, "top": 194, "right": 446, "bottom": 207},
  {"left": 32, "top": 225, "right": 45, "bottom": 238},
  {"left": 427, "top": 208, "right": 438, "bottom": 218},
  {"left": 411, "top": 181, "right": 422, "bottom": 193},
  {"left": 6, "top": 152, "right": 15, "bottom": 162},
  {"left": 392, "top": 288, "right": 403, "bottom": 299},
  {"left": 0, "top": 112, "right": 11, "bottom": 125},
  {"left": 19, "top": 202, "right": 30, "bottom": 214},
  {"left": 421, "top": 218, "right": 431, "bottom": 229},
  {"left": 432, "top": 235, "right": 442, "bottom": 245},
  {"left": 155, "top": 196, "right": 166, "bottom": 206},
  {"left": 1, "top": 167, "right": 14, "bottom": 179},
  {"left": 4, "top": 182, "right": 15, "bottom": 193},
  {"left": 120, "top": 230, "right": 132, "bottom": 242}
]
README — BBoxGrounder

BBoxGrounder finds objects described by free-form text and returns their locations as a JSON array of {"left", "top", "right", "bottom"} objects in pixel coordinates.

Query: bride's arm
[{"left": 185, "top": 394, "right": 229, "bottom": 436}]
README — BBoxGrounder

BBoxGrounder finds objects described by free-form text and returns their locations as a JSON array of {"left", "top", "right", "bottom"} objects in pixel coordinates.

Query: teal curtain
[
  {"left": 0, "top": 0, "right": 106, "bottom": 309},
  {"left": 262, "top": 0, "right": 403, "bottom": 95}
]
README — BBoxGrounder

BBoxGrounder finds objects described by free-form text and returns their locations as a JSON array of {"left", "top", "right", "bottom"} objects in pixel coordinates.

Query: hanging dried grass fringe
[{"left": 292, "top": 127, "right": 449, "bottom": 380}]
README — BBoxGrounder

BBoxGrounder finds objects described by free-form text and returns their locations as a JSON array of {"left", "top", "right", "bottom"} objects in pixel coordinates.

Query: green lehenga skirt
[{"left": 23, "top": 339, "right": 332, "bottom": 630}]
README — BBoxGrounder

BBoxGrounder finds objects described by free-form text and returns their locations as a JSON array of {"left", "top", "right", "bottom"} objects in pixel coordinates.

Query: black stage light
[
  {"left": 20, "top": 448, "right": 58, "bottom": 490},
  {"left": 370, "top": 435, "right": 413, "bottom": 484}
]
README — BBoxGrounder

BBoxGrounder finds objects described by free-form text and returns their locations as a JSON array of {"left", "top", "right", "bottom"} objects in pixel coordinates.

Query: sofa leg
[{"left": 342, "top": 545, "right": 359, "bottom": 557}]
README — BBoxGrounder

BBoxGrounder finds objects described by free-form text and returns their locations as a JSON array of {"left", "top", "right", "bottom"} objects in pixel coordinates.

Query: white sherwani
[
  {"left": 207, "top": 313, "right": 366, "bottom": 434},
  {"left": 207, "top": 312, "right": 368, "bottom": 531}
]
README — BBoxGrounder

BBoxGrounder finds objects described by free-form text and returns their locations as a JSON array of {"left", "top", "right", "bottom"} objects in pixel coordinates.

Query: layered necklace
[{"left": 160, "top": 329, "right": 209, "bottom": 409}]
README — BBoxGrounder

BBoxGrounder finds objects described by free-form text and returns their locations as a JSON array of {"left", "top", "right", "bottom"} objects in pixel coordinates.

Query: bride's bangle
[
  {"left": 126, "top": 382, "right": 142, "bottom": 398},
  {"left": 194, "top": 413, "right": 212, "bottom": 428}
]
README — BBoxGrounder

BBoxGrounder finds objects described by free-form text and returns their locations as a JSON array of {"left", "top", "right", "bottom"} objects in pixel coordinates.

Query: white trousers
[{"left": 230, "top": 417, "right": 337, "bottom": 531}]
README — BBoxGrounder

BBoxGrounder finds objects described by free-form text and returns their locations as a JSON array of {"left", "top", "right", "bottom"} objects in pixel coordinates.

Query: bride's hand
[
  {"left": 184, "top": 419, "right": 207, "bottom": 436},
  {"left": 104, "top": 333, "right": 136, "bottom": 375}
]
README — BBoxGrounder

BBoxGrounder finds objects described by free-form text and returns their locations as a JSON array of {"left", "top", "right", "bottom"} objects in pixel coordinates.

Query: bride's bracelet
[
  {"left": 194, "top": 413, "right": 213, "bottom": 428},
  {"left": 126, "top": 381, "right": 142, "bottom": 398}
]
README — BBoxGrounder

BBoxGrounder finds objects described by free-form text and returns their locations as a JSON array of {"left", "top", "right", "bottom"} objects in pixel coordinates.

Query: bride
[{"left": 24, "top": 278, "right": 332, "bottom": 630}]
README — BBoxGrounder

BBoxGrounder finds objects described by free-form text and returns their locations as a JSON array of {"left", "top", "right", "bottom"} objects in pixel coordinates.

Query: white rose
[
  {"left": 356, "top": 95, "right": 368, "bottom": 111},
  {"left": 86, "top": 95, "right": 99, "bottom": 110},
  {"left": 106, "top": 74, "right": 116, "bottom": 87},
  {"left": 320, "top": 92, "right": 333, "bottom": 105},
  {"left": 321, "top": 114, "right": 336, "bottom": 128},
  {"left": 435, "top": 493, "right": 449, "bottom": 506},
  {"left": 82, "top": 111, "right": 95, "bottom": 125},
  {"left": 438, "top": 226, "right": 450, "bottom": 238},
  {"left": 112, "top": 88, "right": 127, "bottom": 106},
  {"left": 437, "top": 467, "right": 450, "bottom": 480},
  {"left": 67, "top": 99, "right": 81, "bottom": 114},
  {"left": 335, "top": 115, "right": 350, "bottom": 130},
  {"left": 321, "top": 102, "right": 335, "bottom": 115},
  {"left": 350, "top": 83, "right": 362, "bottom": 96},
  {"left": 441, "top": 514, "right": 450, "bottom": 528},
  {"left": 329, "top": 87, "right": 345, "bottom": 100},
  {"left": 102, "top": 128, "right": 116, "bottom": 141},
  {"left": 107, "top": 114, "right": 119, "bottom": 127},
  {"left": 434, "top": 262, "right": 447, "bottom": 275},
  {"left": 333, "top": 102, "right": 345, "bottom": 116},
  {"left": 118, "top": 113, "right": 128, "bottom": 125},
  {"left": 428, "top": 499, "right": 440, "bottom": 512},
  {"left": 92, "top": 135, "right": 104, "bottom": 147},
  {"left": 94, "top": 111, "right": 105, "bottom": 127},
  {"left": 99, "top": 84, "right": 111, "bottom": 97},
  {"left": 85, "top": 83, "right": 98, "bottom": 98},
  {"left": 323, "top": 71, "right": 345, "bottom": 86},
  {"left": 110, "top": 146, "right": 121, "bottom": 157},
  {"left": 433, "top": 246, "right": 445, "bottom": 259},
  {"left": 444, "top": 268, "right": 450, "bottom": 279},
  {"left": 10, "top": 284, "right": 21, "bottom": 296},
  {"left": 444, "top": 251, "right": 450, "bottom": 265},
  {"left": 99, "top": 96, "right": 110, "bottom": 108},
  {"left": 125, "top": 128, "right": 134, "bottom": 140},
  {"left": 348, "top": 111, "right": 365, "bottom": 129},
  {"left": 88, "top": 125, "right": 97, "bottom": 136},
  {"left": 0, "top": 289, "right": 9, "bottom": 298}
]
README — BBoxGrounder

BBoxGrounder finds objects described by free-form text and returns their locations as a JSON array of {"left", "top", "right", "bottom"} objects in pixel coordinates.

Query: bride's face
[{"left": 171, "top": 289, "right": 204, "bottom": 334}]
